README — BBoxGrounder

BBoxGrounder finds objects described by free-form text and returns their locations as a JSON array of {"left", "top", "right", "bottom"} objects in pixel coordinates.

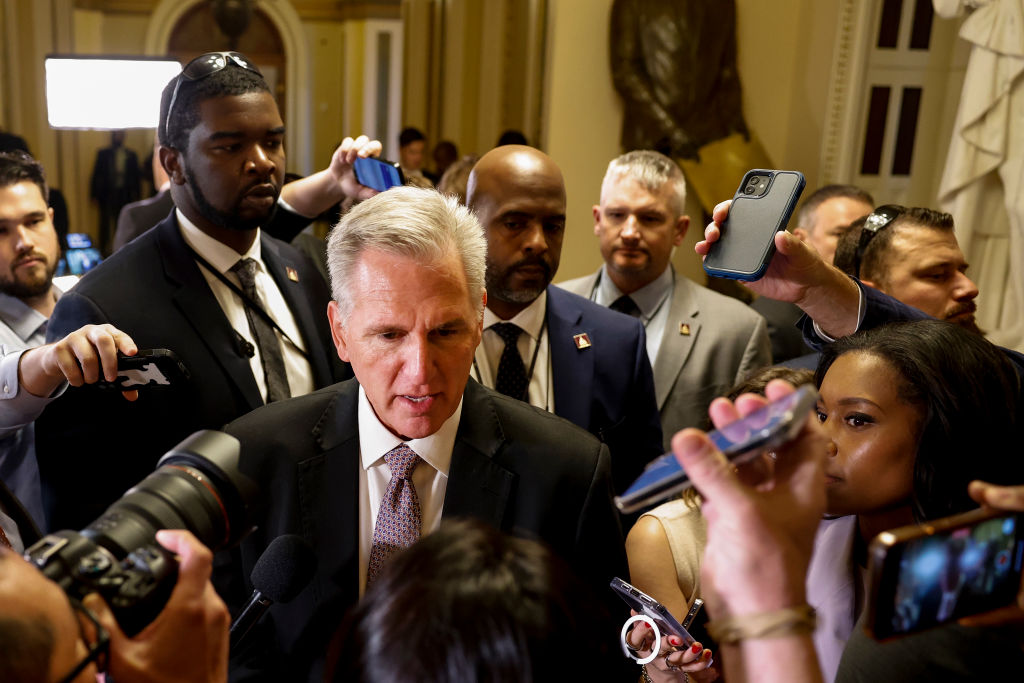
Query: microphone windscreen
[{"left": 250, "top": 534, "right": 318, "bottom": 603}]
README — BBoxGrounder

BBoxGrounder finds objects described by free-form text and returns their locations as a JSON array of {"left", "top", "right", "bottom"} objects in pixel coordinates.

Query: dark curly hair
[{"left": 816, "top": 320, "right": 1022, "bottom": 522}]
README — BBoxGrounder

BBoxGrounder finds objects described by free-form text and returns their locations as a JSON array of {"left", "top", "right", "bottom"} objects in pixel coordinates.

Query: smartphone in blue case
[{"left": 703, "top": 169, "right": 805, "bottom": 281}]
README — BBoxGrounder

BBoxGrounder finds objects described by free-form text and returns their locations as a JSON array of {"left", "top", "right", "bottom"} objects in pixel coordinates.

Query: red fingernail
[
  {"left": 669, "top": 636, "right": 681, "bottom": 646},
  {"left": 703, "top": 649, "right": 713, "bottom": 659},
  {"left": 643, "top": 621, "right": 651, "bottom": 629},
  {"left": 691, "top": 643, "right": 703, "bottom": 654}
]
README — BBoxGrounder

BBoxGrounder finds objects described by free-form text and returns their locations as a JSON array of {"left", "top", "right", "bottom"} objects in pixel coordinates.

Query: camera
[{"left": 24, "top": 430, "right": 260, "bottom": 635}]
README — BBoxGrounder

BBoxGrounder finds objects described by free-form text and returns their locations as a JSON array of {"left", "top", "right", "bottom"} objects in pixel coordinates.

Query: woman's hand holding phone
[{"left": 624, "top": 610, "right": 715, "bottom": 681}]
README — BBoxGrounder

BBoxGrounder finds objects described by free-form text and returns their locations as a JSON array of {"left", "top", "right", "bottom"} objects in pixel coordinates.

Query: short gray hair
[
  {"left": 327, "top": 186, "right": 486, "bottom": 320},
  {"left": 601, "top": 150, "right": 687, "bottom": 217}
]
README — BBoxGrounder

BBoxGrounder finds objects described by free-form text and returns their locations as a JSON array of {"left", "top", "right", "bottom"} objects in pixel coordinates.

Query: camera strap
[{"left": 185, "top": 245, "right": 312, "bottom": 363}]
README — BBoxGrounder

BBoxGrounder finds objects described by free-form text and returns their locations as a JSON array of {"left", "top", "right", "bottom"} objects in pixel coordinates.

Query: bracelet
[
  {"left": 641, "top": 664, "right": 689, "bottom": 683},
  {"left": 706, "top": 604, "right": 816, "bottom": 644}
]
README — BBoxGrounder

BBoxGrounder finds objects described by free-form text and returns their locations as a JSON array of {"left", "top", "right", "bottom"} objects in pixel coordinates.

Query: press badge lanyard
[
  {"left": 185, "top": 244, "right": 312, "bottom": 363},
  {"left": 473, "top": 317, "right": 549, "bottom": 409}
]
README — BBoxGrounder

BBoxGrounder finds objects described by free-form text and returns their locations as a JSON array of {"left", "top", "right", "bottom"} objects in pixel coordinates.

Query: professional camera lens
[{"left": 25, "top": 430, "right": 261, "bottom": 634}]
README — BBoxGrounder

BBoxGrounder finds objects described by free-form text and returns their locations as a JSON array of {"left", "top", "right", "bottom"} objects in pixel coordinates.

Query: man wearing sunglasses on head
[
  {"left": 0, "top": 529, "right": 228, "bottom": 683},
  {"left": 36, "top": 52, "right": 382, "bottom": 531},
  {"left": 831, "top": 205, "right": 981, "bottom": 335}
]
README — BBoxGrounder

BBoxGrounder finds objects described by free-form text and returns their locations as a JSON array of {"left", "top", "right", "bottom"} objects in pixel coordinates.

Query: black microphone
[{"left": 230, "top": 534, "right": 317, "bottom": 650}]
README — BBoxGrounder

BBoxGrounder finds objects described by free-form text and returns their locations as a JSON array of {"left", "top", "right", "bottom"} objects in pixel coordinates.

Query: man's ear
[
  {"left": 792, "top": 227, "right": 809, "bottom": 242},
  {"left": 327, "top": 301, "right": 351, "bottom": 362},
  {"left": 673, "top": 214, "right": 690, "bottom": 246},
  {"left": 592, "top": 205, "right": 602, "bottom": 236},
  {"left": 159, "top": 146, "right": 186, "bottom": 186}
]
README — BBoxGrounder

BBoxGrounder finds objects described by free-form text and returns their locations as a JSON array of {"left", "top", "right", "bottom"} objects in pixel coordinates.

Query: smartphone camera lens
[{"left": 744, "top": 185, "right": 756, "bottom": 195}]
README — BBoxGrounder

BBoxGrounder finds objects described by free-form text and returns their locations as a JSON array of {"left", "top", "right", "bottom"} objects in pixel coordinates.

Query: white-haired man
[{"left": 217, "top": 187, "right": 628, "bottom": 681}]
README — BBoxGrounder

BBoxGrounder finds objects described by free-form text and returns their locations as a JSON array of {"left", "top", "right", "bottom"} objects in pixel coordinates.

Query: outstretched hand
[{"left": 19, "top": 323, "right": 139, "bottom": 401}]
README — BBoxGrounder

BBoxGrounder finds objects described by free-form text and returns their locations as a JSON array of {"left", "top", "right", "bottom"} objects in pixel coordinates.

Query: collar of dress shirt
[
  {"left": 357, "top": 384, "right": 461, "bottom": 477},
  {"left": 176, "top": 208, "right": 263, "bottom": 274},
  {"left": 482, "top": 289, "right": 547, "bottom": 341},
  {"left": 594, "top": 264, "right": 673, "bottom": 319},
  {"left": 0, "top": 280, "right": 64, "bottom": 343}
]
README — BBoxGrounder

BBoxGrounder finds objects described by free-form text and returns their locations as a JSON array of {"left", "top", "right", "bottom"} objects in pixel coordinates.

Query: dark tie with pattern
[
  {"left": 610, "top": 294, "right": 642, "bottom": 318},
  {"left": 492, "top": 322, "right": 529, "bottom": 400},
  {"left": 231, "top": 258, "right": 290, "bottom": 403},
  {"left": 367, "top": 444, "right": 423, "bottom": 584}
]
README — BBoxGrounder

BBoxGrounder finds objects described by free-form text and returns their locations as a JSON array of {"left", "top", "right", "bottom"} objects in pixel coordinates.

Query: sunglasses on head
[
  {"left": 852, "top": 204, "right": 902, "bottom": 278},
  {"left": 165, "top": 51, "right": 262, "bottom": 143}
]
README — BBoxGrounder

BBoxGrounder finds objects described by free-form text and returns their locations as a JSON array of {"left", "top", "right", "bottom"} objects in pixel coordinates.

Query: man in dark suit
[
  {"left": 36, "top": 52, "right": 379, "bottom": 531},
  {"left": 90, "top": 130, "right": 140, "bottom": 255},
  {"left": 465, "top": 145, "right": 662, "bottom": 494},
  {"left": 218, "top": 186, "right": 628, "bottom": 680}
]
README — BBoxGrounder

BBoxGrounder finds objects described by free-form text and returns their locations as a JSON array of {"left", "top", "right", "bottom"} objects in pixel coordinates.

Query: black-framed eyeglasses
[
  {"left": 852, "top": 204, "right": 902, "bottom": 278},
  {"left": 165, "top": 51, "right": 262, "bottom": 143},
  {"left": 56, "top": 597, "right": 110, "bottom": 683}
]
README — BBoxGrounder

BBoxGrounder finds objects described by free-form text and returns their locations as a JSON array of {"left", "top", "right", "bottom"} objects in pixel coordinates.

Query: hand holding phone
[
  {"left": 703, "top": 169, "right": 805, "bottom": 281},
  {"left": 615, "top": 384, "right": 818, "bottom": 513}
]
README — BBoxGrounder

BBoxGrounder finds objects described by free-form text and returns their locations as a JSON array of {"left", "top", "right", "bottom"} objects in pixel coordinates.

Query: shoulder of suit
[
  {"left": 553, "top": 270, "right": 597, "bottom": 296},
  {"left": 547, "top": 283, "right": 644, "bottom": 333},
  {"left": 475, "top": 381, "right": 603, "bottom": 451},
  {"left": 225, "top": 380, "right": 353, "bottom": 439},
  {"left": 682, "top": 277, "right": 767, "bottom": 328}
]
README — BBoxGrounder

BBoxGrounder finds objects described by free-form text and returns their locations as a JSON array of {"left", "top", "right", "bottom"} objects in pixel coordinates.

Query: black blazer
[
  {"left": 36, "top": 213, "right": 349, "bottom": 531},
  {"left": 218, "top": 378, "right": 629, "bottom": 681}
]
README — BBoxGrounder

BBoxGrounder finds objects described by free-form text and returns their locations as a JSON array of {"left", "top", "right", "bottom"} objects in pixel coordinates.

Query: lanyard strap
[{"left": 185, "top": 245, "right": 311, "bottom": 363}]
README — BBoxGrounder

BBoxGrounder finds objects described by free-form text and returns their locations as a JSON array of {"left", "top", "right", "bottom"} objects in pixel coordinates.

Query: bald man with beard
[{"left": 466, "top": 145, "right": 662, "bottom": 494}]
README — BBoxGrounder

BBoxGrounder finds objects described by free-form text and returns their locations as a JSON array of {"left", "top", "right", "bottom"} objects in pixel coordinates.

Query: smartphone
[
  {"left": 703, "top": 169, "right": 806, "bottom": 281},
  {"left": 100, "top": 349, "right": 191, "bottom": 390},
  {"left": 611, "top": 577, "right": 696, "bottom": 647},
  {"left": 353, "top": 156, "right": 405, "bottom": 192},
  {"left": 863, "top": 508, "right": 1024, "bottom": 641},
  {"left": 614, "top": 384, "right": 818, "bottom": 513}
]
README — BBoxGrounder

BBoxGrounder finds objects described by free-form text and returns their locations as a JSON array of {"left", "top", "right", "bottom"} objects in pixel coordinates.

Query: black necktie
[
  {"left": 610, "top": 295, "right": 642, "bottom": 318},
  {"left": 231, "top": 258, "right": 290, "bottom": 403},
  {"left": 492, "top": 322, "right": 528, "bottom": 400}
]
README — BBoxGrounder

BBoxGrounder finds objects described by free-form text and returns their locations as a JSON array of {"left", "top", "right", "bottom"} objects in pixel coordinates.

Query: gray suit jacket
[{"left": 558, "top": 267, "right": 771, "bottom": 447}]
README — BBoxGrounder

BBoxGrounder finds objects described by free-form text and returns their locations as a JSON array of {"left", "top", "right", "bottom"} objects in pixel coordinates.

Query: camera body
[{"left": 24, "top": 430, "right": 260, "bottom": 635}]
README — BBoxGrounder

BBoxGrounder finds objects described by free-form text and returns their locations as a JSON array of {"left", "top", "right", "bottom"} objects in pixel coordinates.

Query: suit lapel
[
  {"left": 155, "top": 217, "right": 264, "bottom": 411},
  {"left": 0, "top": 478, "right": 40, "bottom": 548},
  {"left": 653, "top": 271, "right": 701, "bottom": 409},
  {"left": 545, "top": 286, "right": 594, "bottom": 428},
  {"left": 443, "top": 380, "right": 515, "bottom": 528},
  {"left": 261, "top": 236, "right": 332, "bottom": 387},
  {"left": 298, "top": 382, "right": 361, "bottom": 605}
]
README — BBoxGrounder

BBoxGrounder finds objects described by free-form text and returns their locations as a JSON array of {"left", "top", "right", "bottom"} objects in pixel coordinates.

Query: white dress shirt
[
  {"left": 178, "top": 210, "right": 313, "bottom": 402},
  {"left": 590, "top": 265, "right": 673, "bottom": 367},
  {"left": 474, "top": 291, "right": 555, "bottom": 413},
  {"left": 357, "top": 386, "right": 460, "bottom": 594}
]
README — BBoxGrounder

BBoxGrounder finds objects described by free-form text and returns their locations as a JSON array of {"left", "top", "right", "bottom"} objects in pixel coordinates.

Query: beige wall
[{"left": 545, "top": 0, "right": 841, "bottom": 286}]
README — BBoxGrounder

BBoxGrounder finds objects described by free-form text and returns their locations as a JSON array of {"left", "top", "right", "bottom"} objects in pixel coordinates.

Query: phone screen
[
  {"left": 354, "top": 157, "right": 404, "bottom": 192},
  {"left": 614, "top": 385, "right": 817, "bottom": 513},
  {"left": 868, "top": 512, "right": 1024, "bottom": 639}
]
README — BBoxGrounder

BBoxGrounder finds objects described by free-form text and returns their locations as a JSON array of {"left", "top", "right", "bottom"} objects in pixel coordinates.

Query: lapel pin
[
  {"left": 286, "top": 267, "right": 299, "bottom": 282},
  {"left": 573, "top": 333, "right": 592, "bottom": 350},
  {"left": 679, "top": 323, "right": 691, "bottom": 336}
]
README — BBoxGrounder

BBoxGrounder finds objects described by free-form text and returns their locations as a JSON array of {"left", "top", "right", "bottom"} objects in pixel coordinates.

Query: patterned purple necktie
[{"left": 367, "top": 444, "right": 423, "bottom": 584}]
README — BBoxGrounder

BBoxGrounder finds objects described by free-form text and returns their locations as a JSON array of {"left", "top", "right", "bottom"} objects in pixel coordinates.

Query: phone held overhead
[
  {"left": 353, "top": 157, "right": 405, "bottom": 192},
  {"left": 703, "top": 169, "right": 805, "bottom": 281}
]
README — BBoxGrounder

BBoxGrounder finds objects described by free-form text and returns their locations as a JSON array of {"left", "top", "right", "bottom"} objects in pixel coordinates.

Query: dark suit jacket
[
  {"left": 36, "top": 213, "right": 349, "bottom": 530},
  {"left": 113, "top": 196, "right": 317, "bottom": 254},
  {"left": 218, "top": 378, "right": 630, "bottom": 681},
  {"left": 0, "top": 478, "right": 40, "bottom": 549},
  {"left": 798, "top": 281, "right": 1024, "bottom": 379},
  {"left": 543, "top": 285, "right": 663, "bottom": 493}
]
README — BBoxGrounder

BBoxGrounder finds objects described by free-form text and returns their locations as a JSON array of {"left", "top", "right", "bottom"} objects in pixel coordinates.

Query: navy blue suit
[
  {"left": 542, "top": 285, "right": 663, "bottom": 494},
  {"left": 36, "top": 213, "right": 349, "bottom": 531},
  {"left": 798, "top": 281, "right": 1024, "bottom": 378}
]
